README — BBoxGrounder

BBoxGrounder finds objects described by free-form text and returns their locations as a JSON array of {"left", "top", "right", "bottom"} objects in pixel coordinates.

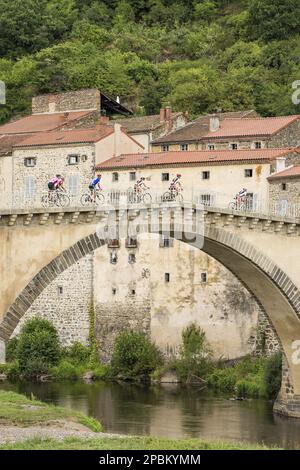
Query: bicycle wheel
[
  {"left": 41, "top": 194, "right": 50, "bottom": 208},
  {"left": 162, "top": 191, "right": 172, "bottom": 202},
  {"left": 142, "top": 193, "right": 152, "bottom": 204},
  {"left": 57, "top": 193, "right": 70, "bottom": 208},
  {"left": 95, "top": 192, "right": 105, "bottom": 206},
  {"left": 228, "top": 202, "right": 236, "bottom": 210},
  {"left": 81, "top": 193, "right": 92, "bottom": 206}
]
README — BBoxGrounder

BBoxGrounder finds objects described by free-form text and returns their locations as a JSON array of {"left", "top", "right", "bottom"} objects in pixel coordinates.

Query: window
[
  {"left": 129, "top": 172, "right": 136, "bottom": 181},
  {"left": 162, "top": 173, "right": 169, "bottom": 181},
  {"left": 281, "top": 182, "right": 287, "bottom": 191},
  {"left": 254, "top": 142, "right": 262, "bottom": 149},
  {"left": 68, "top": 175, "right": 79, "bottom": 196},
  {"left": 112, "top": 172, "right": 119, "bottom": 182},
  {"left": 159, "top": 235, "right": 174, "bottom": 248},
  {"left": 201, "top": 272, "right": 207, "bottom": 283},
  {"left": 81, "top": 154, "right": 88, "bottom": 162},
  {"left": 128, "top": 253, "right": 136, "bottom": 264},
  {"left": 200, "top": 194, "right": 214, "bottom": 206},
  {"left": 58, "top": 286, "right": 63, "bottom": 296},
  {"left": 180, "top": 144, "right": 189, "bottom": 151},
  {"left": 244, "top": 169, "right": 253, "bottom": 178},
  {"left": 112, "top": 287, "right": 117, "bottom": 296},
  {"left": 161, "top": 144, "right": 169, "bottom": 152},
  {"left": 207, "top": 144, "right": 215, "bottom": 150},
  {"left": 165, "top": 273, "right": 170, "bottom": 283},
  {"left": 229, "top": 143, "right": 238, "bottom": 150},
  {"left": 24, "top": 157, "right": 36, "bottom": 167},
  {"left": 202, "top": 171, "right": 210, "bottom": 180},
  {"left": 130, "top": 289, "right": 136, "bottom": 296},
  {"left": 110, "top": 252, "right": 118, "bottom": 264},
  {"left": 24, "top": 176, "right": 36, "bottom": 198},
  {"left": 68, "top": 154, "right": 80, "bottom": 165}
]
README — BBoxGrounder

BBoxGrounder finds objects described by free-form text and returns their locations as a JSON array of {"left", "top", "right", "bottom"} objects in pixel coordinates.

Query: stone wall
[
  {"left": 12, "top": 255, "right": 93, "bottom": 346},
  {"left": 32, "top": 89, "right": 101, "bottom": 114},
  {"left": 12, "top": 144, "right": 95, "bottom": 204},
  {"left": 269, "top": 177, "right": 300, "bottom": 207},
  {"left": 254, "top": 310, "right": 280, "bottom": 356}
]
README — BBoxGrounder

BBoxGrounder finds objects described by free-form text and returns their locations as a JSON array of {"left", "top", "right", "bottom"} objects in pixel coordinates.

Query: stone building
[
  {"left": 268, "top": 166, "right": 300, "bottom": 215},
  {"left": 152, "top": 113, "right": 300, "bottom": 153},
  {"left": 96, "top": 148, "right": 299, "bottom": 211},
  {"left": 112, "top": 106, "right": 188, "bottom": 152},
  {"left": 11, "top": 124, "right": 144, "bottom": 205}
]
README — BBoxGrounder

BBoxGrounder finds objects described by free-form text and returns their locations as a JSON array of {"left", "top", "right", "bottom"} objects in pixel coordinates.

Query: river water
[{"left": 1, "top": 380, "right": 300, "bottom": 449}]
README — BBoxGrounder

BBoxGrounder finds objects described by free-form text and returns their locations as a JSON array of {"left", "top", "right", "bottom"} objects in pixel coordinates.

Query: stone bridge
[{"left": 0, "top": 203, "right": 300, "bottom": 418}]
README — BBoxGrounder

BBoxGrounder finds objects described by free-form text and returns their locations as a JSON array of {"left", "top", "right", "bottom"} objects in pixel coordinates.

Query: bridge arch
[{"left": 1, "top": 224, "right": 300, "bottom": 417}]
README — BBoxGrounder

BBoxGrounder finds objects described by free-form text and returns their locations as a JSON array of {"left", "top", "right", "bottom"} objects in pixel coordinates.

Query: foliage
[
  {"left": 0, "top": 1, "right": 300, "bottom": 123},
  {"left": 264, "top": 352, "right": 282, "bottom": 399},
  {"left": 111, "top": 330, "right": 163, "bottom": 379},
  {"left": 61, "top": 342, "right": 90, "bottom": 365},
  {"left": 16, "top": 318, "right": 61, "bottom": 376},
  {"left": 6, "top": 337, "right": 19, "bottom": 362},
  {"left": 174, "top": 323, "right": 213, "bottom": 382},
  {"left": 206, "top": 354, "right": 282, "bottom": 399}
]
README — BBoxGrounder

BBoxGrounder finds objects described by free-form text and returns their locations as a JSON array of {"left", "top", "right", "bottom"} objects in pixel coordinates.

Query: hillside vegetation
[{"left": 0, "top": 0, "right": 300, "bottom": 123}]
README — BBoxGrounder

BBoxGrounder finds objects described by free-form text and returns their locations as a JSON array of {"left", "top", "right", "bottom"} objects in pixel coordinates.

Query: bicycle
[
  {"left": 228, "top": 195, "right": 249, "bottom": 211},
  {"left": 162, "top": 188, "right": 183, "bottom": 203},
  {"left": 81, "top": 188, "right": 105, "bottom": 206},
  {"left": 41, "top": 190, "right": 70, "bottom": 208},
  {"left": 128, "top": 189, "right": 152, "bottom": 205}
]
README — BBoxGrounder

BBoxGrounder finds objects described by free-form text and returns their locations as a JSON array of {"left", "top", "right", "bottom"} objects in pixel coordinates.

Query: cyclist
[
  {"left": 169, "top": 174, "right": 182, "bottom": 195},
  {"left": 89, "top": 173, "right": 102, "bottom": 202},
  {"left": 134, "top": 177, "right": 149, "bottom": 194},
  {"left": 48, "top": 175, "right": 66, "bottom": 192},
  {"left": 236, "top": 188, "right": 247, "bottom": 206}
]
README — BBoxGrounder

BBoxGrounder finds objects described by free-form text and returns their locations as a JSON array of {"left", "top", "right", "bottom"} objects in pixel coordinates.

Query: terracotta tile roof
[
  {"left": 0, "top": 110, "right": 94, "bottom": 135},
  {"left": 96, "top": 148, "right": 293, "bottom": 170},
  {"left": 204, "top": 116, "right": 300, "bottom": 140},
  {"left": 14, "top": 126, "right": 114, "bottom": 147},
  {"left": 152, "top": 110, "right": 257, "bottom": 144},
  {"left": 0, "top": 134, "right": 34, "bottom": 157},
  {"left": 268, "top": 166, "right": 300, "bottom": 180},
  {"left": 111, "top": 112, "right": 183, "bottom": 133}
]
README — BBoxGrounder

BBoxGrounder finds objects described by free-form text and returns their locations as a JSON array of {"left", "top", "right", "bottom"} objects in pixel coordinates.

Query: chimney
[
  {"left": 160, "top": 108, "right": 166, "bottom": 123},
  {"left": 209, "top": 115, "right": 220, "bottom": 132},
  {"left": 114, "top": 123, "right": 122, "bottom": 157},
  {"left": 165, "top": 105, "right": 172, "bottom": 121}
]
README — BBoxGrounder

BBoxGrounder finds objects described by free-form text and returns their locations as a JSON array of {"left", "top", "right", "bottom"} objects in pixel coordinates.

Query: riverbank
[{"left": 0, "top": 390, "right": 277, "bottom": 450}]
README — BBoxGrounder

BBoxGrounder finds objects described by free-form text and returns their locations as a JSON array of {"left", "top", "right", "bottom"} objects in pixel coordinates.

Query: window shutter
[
  {"left": 68, "top": 175, "right": 79, "bottom": 196},
  {"left": 24, "top": 177, "right": 36, "bottom": 198}
]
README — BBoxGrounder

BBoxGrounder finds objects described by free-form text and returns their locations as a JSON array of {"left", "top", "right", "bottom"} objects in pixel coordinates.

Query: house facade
[
  {"left": 268, "top": 166, "right": 300, "bottom": 215},
  {"left": 96, "top": 148, "right": 299, "bottom": 211},
  {"left": 112, "top": 106, "right": 188, "bottom": 152},
  {"left": 152, "top": 114, "right": 300, "bottom": 153}
]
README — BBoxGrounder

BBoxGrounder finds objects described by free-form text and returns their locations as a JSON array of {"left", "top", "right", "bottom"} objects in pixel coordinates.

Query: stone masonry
[
  {"left": 32, "top": 89, "right": 101, "bottom": 114},
  {"left": 13, "top": 255, "right": 93, "bottom": 346}
]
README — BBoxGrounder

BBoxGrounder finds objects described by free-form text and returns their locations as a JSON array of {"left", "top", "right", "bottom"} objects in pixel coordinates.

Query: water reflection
[{"left": 1, "top": 381, "right": 300, "bottom": 449}]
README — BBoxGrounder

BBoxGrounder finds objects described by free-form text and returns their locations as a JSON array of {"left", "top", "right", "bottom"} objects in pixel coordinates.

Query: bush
[
  {"left": 17, "top": 318, "right": 61, "bottom": 376},
  {"left": 51, "top": 360, "right": 80, "bottom": 381},
  {"left": 111, "top": 331, "right": 163, "bottom": 379},
  {"left": 61, "top": 342, "right": 90, "bottom": 365},
  {"left": 174, "top": 324, "right": 213, "bottom": 382},
  {"left": 6, "top": 337, "right": 19, "bottom": 362},
  {"left": 264, "top": 352, "right": 282, "bottom": 399}
]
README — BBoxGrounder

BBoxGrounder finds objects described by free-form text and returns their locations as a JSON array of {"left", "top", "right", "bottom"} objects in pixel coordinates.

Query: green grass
[
  {"left": 0, "top": 390, "right": 102, "bottom": 432},
  {"left": 0, "top": 436, "right": 279, "bottom": 450}
]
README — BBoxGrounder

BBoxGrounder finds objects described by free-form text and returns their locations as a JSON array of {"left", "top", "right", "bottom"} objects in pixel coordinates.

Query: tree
[
  {"left": 248, "top": 0, "right": 300, "bottom": 41},
  {"left": 0, "top": 0, "right": 50, "bottom": 58}
]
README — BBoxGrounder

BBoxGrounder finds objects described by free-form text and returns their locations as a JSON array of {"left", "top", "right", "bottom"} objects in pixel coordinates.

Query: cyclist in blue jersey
[{"left": 89, "top": 174, "right": 102, "bottom": 201}]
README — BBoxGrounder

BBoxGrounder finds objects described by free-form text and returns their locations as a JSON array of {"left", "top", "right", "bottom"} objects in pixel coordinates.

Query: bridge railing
[{"left": 0, "top": 188, "right": 299, "bottom": 220}]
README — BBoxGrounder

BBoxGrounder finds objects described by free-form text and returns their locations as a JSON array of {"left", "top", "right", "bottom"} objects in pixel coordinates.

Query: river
[{"left": 1, "top": 380, "right": 300, "bottom": 449}]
